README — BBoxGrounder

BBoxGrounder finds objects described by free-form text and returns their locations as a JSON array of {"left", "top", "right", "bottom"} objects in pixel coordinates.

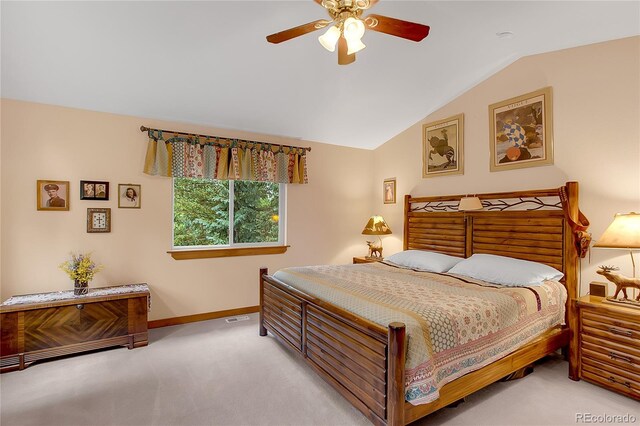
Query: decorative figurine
[
  {"left": 596, "top": 265, "right": 640, "bottom": 302},
  {"left": 366, "top": 240, "right": 383, "bottom": 259}
]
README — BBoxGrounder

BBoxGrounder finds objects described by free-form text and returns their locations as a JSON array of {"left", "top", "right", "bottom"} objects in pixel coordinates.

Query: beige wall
[
  {"left": 0, "top": 100, "right": 374, "bottom": 320},
  {"left": 2, "top": 37, "right": 638, "bottom": 319},
  {"left": 373, "top": 36, "right": 640, "bottom": 296}
]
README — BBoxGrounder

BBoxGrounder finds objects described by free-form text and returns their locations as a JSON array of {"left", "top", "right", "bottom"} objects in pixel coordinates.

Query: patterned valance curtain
[{"left": 143, "top": 130, "right": 309, "bottom": 184}]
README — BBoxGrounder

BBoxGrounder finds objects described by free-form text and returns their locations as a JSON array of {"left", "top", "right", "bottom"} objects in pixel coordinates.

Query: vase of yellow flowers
[{"left": 59, "top": 252, "right": 103, "bottom": 295}]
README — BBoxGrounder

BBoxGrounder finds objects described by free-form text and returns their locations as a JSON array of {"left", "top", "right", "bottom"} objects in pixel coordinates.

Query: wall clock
[{"left": 87, "top": 208, "right": 111, "bottom": 233}]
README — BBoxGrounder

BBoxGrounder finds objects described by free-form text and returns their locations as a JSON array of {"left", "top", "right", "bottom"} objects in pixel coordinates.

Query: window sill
[{"left": 168, "top": 245, "right": 289, "bottom": 260}]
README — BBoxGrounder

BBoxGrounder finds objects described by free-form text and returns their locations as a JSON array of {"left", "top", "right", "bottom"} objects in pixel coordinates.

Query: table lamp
[
  {"left": 593, "top": 212, "right": 640, "bottom": 303},
  {"left": 361, "top": 215, "right": 392, "bottom": 259},
  {"left": 458, "top": 196, "right": 483, "bottom": 211}
]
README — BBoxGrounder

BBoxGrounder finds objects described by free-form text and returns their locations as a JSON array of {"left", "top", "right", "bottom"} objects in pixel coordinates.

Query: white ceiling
[{"left": 2, "top": 1, "right": 639, "bottom": 149}]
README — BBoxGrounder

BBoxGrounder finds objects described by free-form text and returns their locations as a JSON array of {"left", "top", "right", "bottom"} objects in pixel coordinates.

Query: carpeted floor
[{"left": 1, "top": 314, "right": 637, "bottom": 426}]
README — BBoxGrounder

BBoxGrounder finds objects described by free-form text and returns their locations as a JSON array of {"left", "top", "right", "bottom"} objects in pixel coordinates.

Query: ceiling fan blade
[
  {"left": 364, "top": 14, "right": 430, "bottom": 42},
  {"left": 338, "top": 36, "right": 355, "bottom": 65},
  {"left": 266, "top": 19, "right": 330, "bottom": 44}
]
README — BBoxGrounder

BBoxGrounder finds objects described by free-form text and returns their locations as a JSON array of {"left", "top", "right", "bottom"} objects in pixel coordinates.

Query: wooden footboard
[
  {"left": 260, "top": 268, "right": 569, "bottom": 426},
  {"left": 260, "top": 268, "right": 406, "bottom": 426}
]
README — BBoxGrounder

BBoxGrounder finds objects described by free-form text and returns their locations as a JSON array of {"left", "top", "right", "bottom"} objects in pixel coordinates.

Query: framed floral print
[
  {"left": 422, "top": 114, "right": 464, "bottom": 178},
  {"left": 489, "top": 87, "right": 553, "bottom": 171}
]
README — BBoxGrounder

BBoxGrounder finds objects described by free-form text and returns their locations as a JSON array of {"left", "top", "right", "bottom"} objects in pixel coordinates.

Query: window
[{"left": 172, "top": 178, "right": 285, "bottom": 251}]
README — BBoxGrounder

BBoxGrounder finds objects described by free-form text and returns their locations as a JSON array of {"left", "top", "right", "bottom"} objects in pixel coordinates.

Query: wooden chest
[
  {"left": 576, "top": 295, "right": 639, "bottom": 400},
  {"left": 1, "top": 284, "right": 149, "bottom": 372}
]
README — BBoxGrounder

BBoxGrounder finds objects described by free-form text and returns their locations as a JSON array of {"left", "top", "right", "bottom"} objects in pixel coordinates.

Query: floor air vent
[{"left": 225, "top": 315, "right": 251, "bottom": 323}]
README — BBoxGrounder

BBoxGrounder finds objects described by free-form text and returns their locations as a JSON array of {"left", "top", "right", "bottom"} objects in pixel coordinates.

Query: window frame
[{"left": 169, "top": 179, "right": 287, "bottom": 259}]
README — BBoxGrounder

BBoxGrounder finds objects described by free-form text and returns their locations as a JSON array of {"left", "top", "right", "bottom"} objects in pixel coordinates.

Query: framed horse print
[{"left": 422, "top": 114, "right": 464, "bottom": 178}]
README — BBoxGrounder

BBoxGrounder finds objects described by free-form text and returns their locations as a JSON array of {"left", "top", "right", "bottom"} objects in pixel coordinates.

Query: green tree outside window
[{"left": 173, "top": 178, "right": 281, "bottom": 247}]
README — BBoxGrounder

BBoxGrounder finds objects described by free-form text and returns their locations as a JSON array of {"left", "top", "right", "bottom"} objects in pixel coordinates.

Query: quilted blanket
[{"left": 272, "top": 262, "right": 566, "bottom": 405}]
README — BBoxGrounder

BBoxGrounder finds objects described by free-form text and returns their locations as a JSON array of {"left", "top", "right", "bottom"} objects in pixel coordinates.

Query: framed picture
[
  {"left": 489, "top": 87, "right": 553, "bottom": 171},
  {"left": 87, "top": 208, "right": 111, "bottom": 233},
  {"left": 80, "top": 180, "right": 109, "bottom": 200},
  {"left": 383, "top": 178, "right": 396, "bottom": 204},
  {"left": 118, "top": 184, "right": 141, "bottom": 209},
  {"left": 37, "top": 180, "right": 70, "bottom": 211},
  {"left": 422, "top": 114, "right": 464, "bottom": 178}
]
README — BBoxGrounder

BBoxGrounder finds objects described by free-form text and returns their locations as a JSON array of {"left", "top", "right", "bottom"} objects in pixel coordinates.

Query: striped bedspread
[{"left": 272, "top": 262, "right": 566, "bottom": 405}]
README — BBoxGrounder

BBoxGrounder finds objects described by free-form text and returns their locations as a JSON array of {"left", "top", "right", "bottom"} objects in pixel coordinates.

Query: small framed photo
[
  {"left": 383, "top": 178, "right": 396, "bottom": 204},
  {"left": 87, "top": 208, "right": 111, "bottom": 233},
  {"left": 489, "top": 87, "right": 553, "bottom": 172},
  {"left": 80, "top": 180, "right": 109, "bottom": 200},
  {"left": 37, "top": 180, "right": 70, "bottom": 211},
  {"left": 118, "top": 184, "right": 141, "bottom": 209},
  {"left": 422, "top": 114, "right": 464, "bottom": 178}
]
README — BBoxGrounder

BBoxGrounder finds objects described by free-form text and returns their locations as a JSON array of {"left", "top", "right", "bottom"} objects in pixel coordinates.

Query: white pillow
[
  {"left": 448, "top": 253, "right": 564, "bottom": 287},
  {"left": 383, "top": 250, "right": 463, "bottom": 273}
]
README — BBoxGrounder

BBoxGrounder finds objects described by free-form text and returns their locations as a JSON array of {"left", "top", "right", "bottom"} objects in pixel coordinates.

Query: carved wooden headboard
[{"left": 403, "top": 182, "right": 581, "bottom": 303}]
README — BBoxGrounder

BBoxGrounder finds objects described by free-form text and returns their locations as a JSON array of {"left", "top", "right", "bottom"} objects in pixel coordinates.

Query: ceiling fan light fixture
[
  {"left": 346, "top": 37, "right": 366, "bottom": 55},
  {"left": 318, "top": 25, "right": 341, "bottom": 52},
  {"left": 266, "top": 2, "right": 430, "bottom": 65},
  {"left": 343, "top": 17, "right": 365, "bottom": 41}
]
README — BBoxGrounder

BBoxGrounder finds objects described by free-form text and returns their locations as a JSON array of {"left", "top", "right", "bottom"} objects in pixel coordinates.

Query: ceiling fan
[{"left": 266, "top": 0, "right": 430, "bottom": 65}]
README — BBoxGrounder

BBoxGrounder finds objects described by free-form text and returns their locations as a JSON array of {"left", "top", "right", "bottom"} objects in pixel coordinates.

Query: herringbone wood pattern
[{"left": 24, "top": 300, "right": 128, "bottom": 351}]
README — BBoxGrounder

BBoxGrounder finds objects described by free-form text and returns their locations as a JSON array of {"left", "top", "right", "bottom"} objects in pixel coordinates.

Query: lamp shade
[
  {"left": 318, "top": 25, "right": 341, "bottom": 52},
  {"left": 458, "top": 196, "right": 483, "bottom": 211},
  {"left": 593, "top": 212, "right": 640, "bottom": 250},
  {"left": 362, "top": 215, "right": 392, "bottom": 235},
  {"left": 346, "top": 38, "right": 366, "bottom": 55},
  {"left": 343, "top": 17, "right": 365, "bottom": 40}
]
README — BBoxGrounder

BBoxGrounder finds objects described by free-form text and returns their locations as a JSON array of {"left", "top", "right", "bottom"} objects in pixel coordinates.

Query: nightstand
[
  {"left": 575, "top": 295, "right": 639, "bottom": 400},
  {"left": 353, "top": 257, "right": 382, "bottom": 264}
]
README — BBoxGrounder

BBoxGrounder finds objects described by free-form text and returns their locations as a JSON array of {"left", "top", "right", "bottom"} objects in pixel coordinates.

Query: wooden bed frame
[{"left": 259, "top": 182, "right": 584, "bottom": 426}]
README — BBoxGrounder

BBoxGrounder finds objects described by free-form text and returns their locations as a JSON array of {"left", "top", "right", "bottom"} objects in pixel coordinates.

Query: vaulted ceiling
[{"left": 2, "top": 1, "right": 638, "bottom": 149}]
